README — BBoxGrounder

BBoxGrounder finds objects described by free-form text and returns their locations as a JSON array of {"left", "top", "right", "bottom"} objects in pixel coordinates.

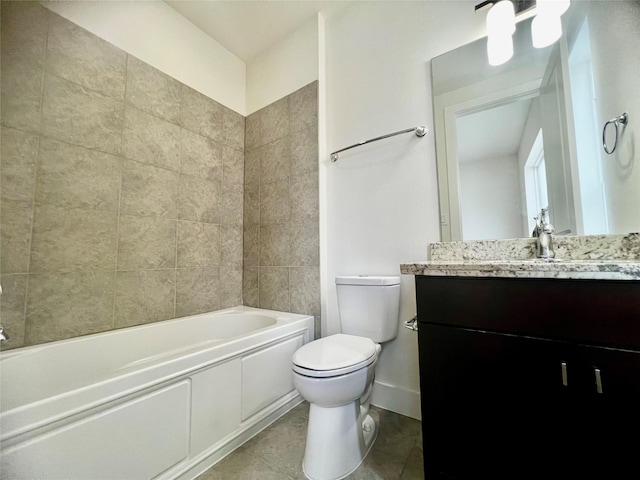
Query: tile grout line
[
  {"left": 20, "top": 11, "right": 52, "bottom": 347},
  {"left": 111, "top": 53, "right": 130, "bottom": 330},
  {"left": 174, "top": 110, "right": 185, "bottom": 319}
]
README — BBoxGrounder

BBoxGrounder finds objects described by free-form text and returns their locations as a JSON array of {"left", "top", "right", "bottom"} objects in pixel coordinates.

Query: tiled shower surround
[
  {"left": 0, "top": 2, "right": 319, "bottom": 349},
  {"left": 243, "top": 84, "right": 320, "bottom": 337}
]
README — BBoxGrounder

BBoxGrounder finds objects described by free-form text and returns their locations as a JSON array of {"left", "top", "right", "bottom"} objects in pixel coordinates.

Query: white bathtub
[{"left": 0, "top": 306, "right": 314, "bottom": 480}]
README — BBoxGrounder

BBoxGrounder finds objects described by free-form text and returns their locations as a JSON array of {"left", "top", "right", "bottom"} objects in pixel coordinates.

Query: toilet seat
[{"left": 292, "top": 334, "right": 379, "bottom": 378}]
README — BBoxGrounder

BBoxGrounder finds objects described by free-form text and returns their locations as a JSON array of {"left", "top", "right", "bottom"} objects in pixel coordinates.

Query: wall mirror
[{"left": 432, "top": 1, "right": 639, "bottom": 241}]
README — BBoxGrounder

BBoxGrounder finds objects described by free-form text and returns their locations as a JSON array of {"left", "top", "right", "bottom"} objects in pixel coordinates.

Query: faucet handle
[{"left": 0, "top": 326, "right": 9, "bottom": 342}]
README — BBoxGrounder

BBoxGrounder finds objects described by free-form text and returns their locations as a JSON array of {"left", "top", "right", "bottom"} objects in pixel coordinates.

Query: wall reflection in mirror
[{"left": 432, "top": 0, "right": 639, "bottom": 241}]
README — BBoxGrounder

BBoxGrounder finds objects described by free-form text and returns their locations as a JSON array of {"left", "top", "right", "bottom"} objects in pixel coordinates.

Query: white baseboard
[{"left": 370, "top": 380, "right": 421, "bottom": 420}]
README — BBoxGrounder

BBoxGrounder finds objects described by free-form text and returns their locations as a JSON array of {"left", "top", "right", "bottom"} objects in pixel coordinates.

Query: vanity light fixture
[
  {"left": 532, "top": 0, "right": 570, "bottom": 48},
  {"left": 486, "top": 1, "right": 516, "bottom": 65},
  {"left": 476, "top": 0, "right": 570, "bottom": 65}
]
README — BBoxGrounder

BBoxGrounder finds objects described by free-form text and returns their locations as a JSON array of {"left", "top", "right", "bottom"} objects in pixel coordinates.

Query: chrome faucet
[{"left": 533, "top": 207, "right": 555, "bottom": 259}]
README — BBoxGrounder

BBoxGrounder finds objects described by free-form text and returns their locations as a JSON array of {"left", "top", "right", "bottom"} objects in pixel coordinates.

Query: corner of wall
[
  {"left": 245, "top": 16, "right": 320, "bottom": 115},
  {"left": 42, "top": 0, "right": 247, "bottom": 115}
]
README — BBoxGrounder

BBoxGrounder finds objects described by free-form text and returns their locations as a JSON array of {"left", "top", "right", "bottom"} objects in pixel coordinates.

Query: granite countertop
[
  {"left": 401, "top": 233, "right": 640, "bottom": 280},
  {"left": 400, "top": 259, "right": 640, "bottom": 280}
]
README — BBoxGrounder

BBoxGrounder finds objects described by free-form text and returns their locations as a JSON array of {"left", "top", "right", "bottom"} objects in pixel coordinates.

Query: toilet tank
[{"left": 335, "top": 276, "right": 401, "bottom": 343}]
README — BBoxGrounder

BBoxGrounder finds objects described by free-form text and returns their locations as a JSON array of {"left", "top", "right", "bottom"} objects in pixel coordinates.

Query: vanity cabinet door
[
  {"left": 419, "top": 324, "right": 575, "bottom": 480},
  {"left": 572, "top": 345, "right": 640, "bottom": 478}
]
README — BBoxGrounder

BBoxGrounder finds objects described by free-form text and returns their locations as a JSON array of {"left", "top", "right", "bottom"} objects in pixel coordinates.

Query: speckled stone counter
[{"left": 401, "top": 233, "right": 640, "bottom": 280}]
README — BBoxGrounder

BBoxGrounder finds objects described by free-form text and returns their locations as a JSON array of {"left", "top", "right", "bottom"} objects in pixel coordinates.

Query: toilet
[{"left": 292, "top": 275, "right": 401, "bottom": 480}]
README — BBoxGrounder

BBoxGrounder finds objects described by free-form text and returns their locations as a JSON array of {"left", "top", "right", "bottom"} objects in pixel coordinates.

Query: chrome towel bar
[{"left": 330, "top": 126, "right": 427, "bottom": 162}]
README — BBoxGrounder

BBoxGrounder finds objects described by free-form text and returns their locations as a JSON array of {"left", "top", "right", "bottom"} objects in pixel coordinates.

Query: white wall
[
  {"left": 586, "top": 0, "right": 640, "bottom": 234},
  {"left": 324, "top": 1, "right": 485, "bottom": 419},
  {"left": 246, "top": 17, "right": 319, "bottom": 115},
  {"left": 43, "top": 0, "right": 247, "bottom": 115},
  {"left": 460, "top": 155, "right": 523, "bottom": 240}
]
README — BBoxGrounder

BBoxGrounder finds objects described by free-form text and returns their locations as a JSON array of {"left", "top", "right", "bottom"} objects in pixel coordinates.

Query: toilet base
[{"left": 302, "top": 402, "right": 378, "bottom": 480}]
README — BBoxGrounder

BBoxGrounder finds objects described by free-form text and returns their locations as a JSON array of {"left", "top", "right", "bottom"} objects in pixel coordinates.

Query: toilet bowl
[
  {"left": 291, "top": 275, "right": 401, "bottom": 480},
  {"left": 292, "top": 334, "right": 382, "bottom": 480}
]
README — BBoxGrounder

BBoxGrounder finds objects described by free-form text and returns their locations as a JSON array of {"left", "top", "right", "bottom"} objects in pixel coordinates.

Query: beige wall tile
[
  {"left": 176, "top": 267, "right": 220, "bottom": 317},
  {"left": 1, "top": 162, "right": 37, "bottom": 203},
  {"left": 178, "top": 174, "right": 221, "bottom": 224},
  {"left": 46, "top": 12, "right": 127, "bottom": 99},
  {"left": 221, "top": 225, "right": 243, "bottom": 268},
  {"left": 25, "top": 271, "right": 115, "bottom": 345},
  {"left": 243, "top": 147, "right": 260, "bottom": 187},
  {"left": 1, "top": 1, "right": 48, "bottom": 68},
  {"left": 177, "top": 221, "right": 221, "bottom": 268},
  {"left": 223, "top": 108, "right": 245, "bottom": 151},
  {"left": 289, "top": 266, "right": 320, "bottom": 317},
  {"left": 244, "top": 112, "right": 261, "bottom": 150},
  {"left": 30, "top": 204, "right": 118, "bottom": 273},
  {"left": 180, "top": 85, "right": 223, "bottom": 142},
  {"left": 261, "top": 98, "right": 289, "bottom": 145},
  {"left": 259, "top": 267, "right": 289, "bottom": 312},
  {"left": 1, "top": 127, "right": 39, "bottom": 202},
  {"left": 290, "top": 171, "right": 319, "bottom": 221},
  {"left": 0, "top": 200, "right": 33, "bottom": 274},
  {"left": 243, "top": 225, "right": 260, "bottom": 267},
  {"left": 180, "top": 129, "right": 222, "bottom": 181},
  {"left": 260, "top": 223, "right": 290, "bottom": 266},
  {"left": 120, "top": 160, "right": 179, "bottom": 218},
  {"left": 243, "top": 83, "right": 318, "bottom": 314},
  {"left": 220, "top": 182, "right": 244, "bottom": 226},
  {"left": 0, "top": 274, "right": 28, "bottom": 349},
  {"left": 260, "top": 179, "right": 290, "bottom": 225},
  {"left": 0, "top": 58, "right": 43, "bottom": 133},
  {"left": 41, "top": 73, "right": 124, "bottom": 154},
  {"left": 291, "top": 124, "right": 319, "bottom": 177},
  {"left": 1, "top": 127, "right": 39, "bottom": 165},
  {"left": 125, "top": 56, "right": 182, "bottom": 123},
  {"left": 260, "top": 137, "right": 290, "bottom": 184},
  {"left": 289, "top": 82, "right": 318, "bottom": 133},
  {"left": 243, "top": 267, "right": 259, "bottom": 308},
  {"left": 220, "top": 266, "right": 243, "bottom": 308},
  {"left": 290, "top": 217, "right": 320, "bottom": 267},
  {"left": 222, "top": 146, "right": 244, "bottom": 186},
  {"left": 115, "top": 269, "right": 175, "bottom": 327},
  {"left": 117, "top": 216, "right": 177, "bottom": 270},
  {"left": 36, "top": 138, "right": 122, "bottom": 211},
  {"left": 122, "top": 106, "right": 181, "bottom": 171},
  {"left": 243, "top": 183, "right": 260, "bottom": 227}
]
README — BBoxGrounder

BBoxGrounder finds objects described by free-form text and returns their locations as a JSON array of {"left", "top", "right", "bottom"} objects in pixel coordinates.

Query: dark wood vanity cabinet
[{"left": 415, "top": 275, "right": 640, "bottom": 480}]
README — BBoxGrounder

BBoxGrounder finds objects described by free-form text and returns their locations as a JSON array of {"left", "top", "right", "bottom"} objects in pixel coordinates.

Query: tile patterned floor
[{"left": 197, "top": 402, "right": 424, "bottom": 480}]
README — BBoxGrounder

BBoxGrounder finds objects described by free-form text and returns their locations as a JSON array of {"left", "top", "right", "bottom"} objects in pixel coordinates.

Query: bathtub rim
[{"left": 0, "top": 305, "right": 309, "bottom": 360}]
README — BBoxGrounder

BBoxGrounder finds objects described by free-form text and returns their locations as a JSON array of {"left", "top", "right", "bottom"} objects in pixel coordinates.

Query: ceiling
[{"left": 164, "top": 1, "right": 349, "bottom": 63}]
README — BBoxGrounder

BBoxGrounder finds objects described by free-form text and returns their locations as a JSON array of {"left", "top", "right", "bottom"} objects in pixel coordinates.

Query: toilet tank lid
[{"left": 335, "top": 275, "right": 400, "bottom": 286}]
